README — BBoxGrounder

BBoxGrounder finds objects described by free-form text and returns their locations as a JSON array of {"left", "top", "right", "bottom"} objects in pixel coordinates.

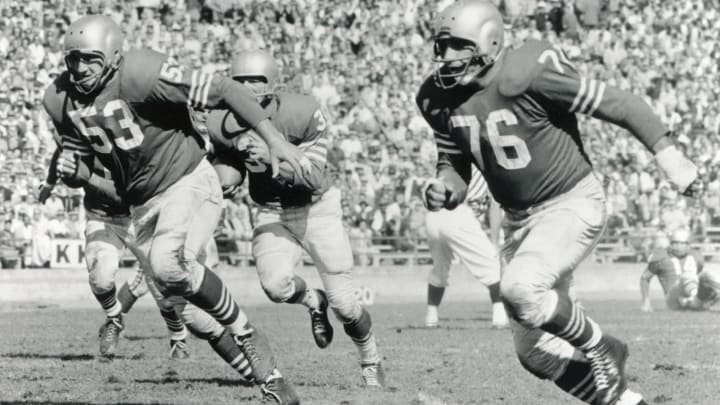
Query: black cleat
[
  {"left": 310, "top": 289, "right": 333, "bottom": 349},
  {"left": 585, "top": 334, "right": 628, "bottom": 405},
  {"left": 98, "top": 315, "right": 124, "bottom": 359},
  {"left": 260, "top": 369, "right": 300, "bottom": 404},
  {"left": 169, "top": 339, "right": 190, "bottom": 360}
]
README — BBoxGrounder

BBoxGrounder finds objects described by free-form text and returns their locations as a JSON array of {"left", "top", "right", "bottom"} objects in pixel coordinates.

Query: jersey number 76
[
  {"left": 68, "top": 99, "right": 144, "bottom": 153},
  {"left": 451, "top": 109, "right": 531, "bottom": 170}
]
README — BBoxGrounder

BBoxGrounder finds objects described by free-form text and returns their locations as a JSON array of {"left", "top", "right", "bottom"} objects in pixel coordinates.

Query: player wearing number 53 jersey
[
  {"left": 43, "top": 15, "right": 299, "bottom": 404},
  {"left": 204, "top": 50, "right": 385, "bottom": 388},
  {"left": 417, "top": 1, "right": 700, "bottom": 404}
]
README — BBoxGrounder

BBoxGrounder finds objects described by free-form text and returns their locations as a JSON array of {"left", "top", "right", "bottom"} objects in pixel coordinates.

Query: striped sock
[
  {"left": 94, "top": 287, "right": 121, "bottom": 318},
  {"left": 541, "top": 293, "right": 602, "bottom": 351},
  {"left": 117, "top": 282, "right": 138, "bottom": 314},
  {"left": 160, "top": 309, "right": 187, "bottom": 341},
  {"left": 185, "top": 269, "right": 249, "bottom": 336},
  {"left": 209, "top": 330, "right": 254, "bottom": 382},
  {"left": 286, "top": 276, "right": 320, "bottom": 310},
  {"left": 344, "top": 309, "right": 380, "bottom": 364},
  {"left": 554, "top": 358, "right": 599, "bottom": 404}
]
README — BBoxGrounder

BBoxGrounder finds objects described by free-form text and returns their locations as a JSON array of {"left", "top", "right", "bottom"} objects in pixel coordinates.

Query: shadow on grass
[
  {"left": 0, "top": 353, "right": 96, "bottom": 361},
  {"left": 135, "top": 377, "right": 254, "bottom": 388}
]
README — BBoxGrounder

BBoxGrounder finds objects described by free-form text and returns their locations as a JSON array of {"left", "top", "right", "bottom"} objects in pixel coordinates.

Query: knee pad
[
  {"left": 328, "top": 288, "right": 362, "bottom": 323},
  {"left": 86, "top": 244, "right": 119, "bottom": 294},
  {"left": 260, "top": 273, "right": 295, "bottom": 303}
]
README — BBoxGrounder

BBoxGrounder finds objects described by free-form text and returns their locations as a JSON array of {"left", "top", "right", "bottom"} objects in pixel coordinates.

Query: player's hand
[
  {"left": 423, "top": 179, "right": 448, "bottom": 211},
  {"left": 640, "top": 301, "right": 653, "bottom": 313},
  {"left": 57, "top": 151, "right": 91, "bottom": 185},
  {"left": 682, "top": 178, "right": 704, "bottom": 198},
  {"left": 37, "top": 182, "right": 54, "bottom": 204},
  {"left": 267, "top": 138, "right": 311, "bottom": 179}
]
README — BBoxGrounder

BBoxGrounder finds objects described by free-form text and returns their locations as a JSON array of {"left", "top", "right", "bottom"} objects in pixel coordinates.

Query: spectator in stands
[
  {"left": 349, "top": 219, "right": 374, "bottom": 266},
  {"left": 0, "top": 218, "right": 19, "bottom": 269}
]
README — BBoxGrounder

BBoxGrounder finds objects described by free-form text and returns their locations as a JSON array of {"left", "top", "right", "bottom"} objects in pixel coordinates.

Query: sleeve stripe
[
  {"left": 435, "top": 138, "right": 456, "bottom": 147},
  {"left": 437, "top": 147, "right": 462, "bottom": 154},
  {"left": 586, "top": 82, "right": 606, "bottom": 116},
  {"left": 569, "top": 77, "right": 587, "bottom": 112},
  {"left": 434, "top": 131, "right": 451, "bottom": 138},
  {"left": 188, "top": 70, "right": 211, "bottom": 108},
  {"left": 199, "top": 73, "right": 212, "bottom": 107},
  {"left": 305, "top": 150, "right": 326, "bottom": 164},
  {"left": 579, "top": 80, "right": 598, "bottom": 114},
  {"left": 466, "top": 166, "right": 487, "bottom": 201},
  {"left": 188, "top": 70, "right": 198, "bottom": 107},
  {"left": 299, "top": 137, "right": 328, "bottom": 150}
]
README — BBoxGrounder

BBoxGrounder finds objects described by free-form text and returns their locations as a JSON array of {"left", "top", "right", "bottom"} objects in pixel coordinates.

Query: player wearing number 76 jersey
[
  {"left": 43, "top": 15, "right": 300, "bottom": 404},
  {"left": 417, "top": 1, "right": 700, "bottom": 404}
]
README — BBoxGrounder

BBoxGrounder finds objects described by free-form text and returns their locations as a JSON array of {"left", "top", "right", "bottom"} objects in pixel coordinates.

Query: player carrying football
[
  {"left": 423, "top": 165, "right": 508, "bottom": 328},
  {"left": 43, "top": 15, "right": 302, "bottom": 404},
  {"left": 417, "top": 1, "right": 700, "bottom": 404},
  {"left": 640, "top": 229, "right": 719, "bottom": 312},
  {"left": 203, "top": 50, "right": 385, "bottom": 387}
]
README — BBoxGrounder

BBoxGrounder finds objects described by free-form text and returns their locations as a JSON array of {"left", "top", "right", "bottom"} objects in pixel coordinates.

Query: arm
[
  {"left": 55, "top": 151, "right": 123, "bottom": 205},
  {"left": 488, "top": 198, "right": 502, "bottom": 246},
  {"left": 38, "top": 147, "right": 61, "bottom": 204},
  {"left": 142, "top": 55, "right": 308, "bottom": 176},
  {"left": 528, "top": 46, "right": 698, "bottom": 193},
  {"left": 422, "top": 131, "right": 471, "bottom": 211},
  {"left": 639, "top": 267, "right": 655, "bottom": 312}
]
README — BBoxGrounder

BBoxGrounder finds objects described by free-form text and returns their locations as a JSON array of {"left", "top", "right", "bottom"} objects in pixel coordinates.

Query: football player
[
  {"left": 204, "top": 50, "right": 385, "bottom": 387},
  {"left": 43, "top": 15, "right": 300, "bottom": 404},
  {"left": 40, "top": 147, "right": 190, "bottom": 360},
  {"left": 423, "top": 165, "right": 508, "bottom": 328},
  {"left": 417, "top": 1, "right": 700, "bottom": 404},
  {"left": 640, "top": 229, "right": 719, "bottom": 312}
]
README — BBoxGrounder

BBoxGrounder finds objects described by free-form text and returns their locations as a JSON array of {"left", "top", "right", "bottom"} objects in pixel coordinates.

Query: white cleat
[
  {"left": 491, "top": 302, "right": 509, "bottom": 329},
  {"left": 616, "top": 389, "right": 647, "bottom": 405},
  {"left": 425, "top": 306, "right": 439, "bottom": 328}
]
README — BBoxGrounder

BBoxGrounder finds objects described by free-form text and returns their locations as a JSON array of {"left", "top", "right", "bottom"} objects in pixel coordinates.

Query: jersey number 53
[
  {"left": 451, "top": 109, "right": 531, "bottom": 170},
  {"left": 68, "top": 100, "right": 144, "bottom": 153}
]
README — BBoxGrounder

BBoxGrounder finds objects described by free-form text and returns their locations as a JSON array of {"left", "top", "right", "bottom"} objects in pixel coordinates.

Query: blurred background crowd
[{"left": 1, "top": 0, "right": 719, "bottom": 268}]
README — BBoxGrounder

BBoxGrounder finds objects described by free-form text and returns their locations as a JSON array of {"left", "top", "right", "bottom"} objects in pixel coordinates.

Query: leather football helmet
[
  {"left": 230, "top": 50, "right": 279, "bottom": 101},
  {"left": 64, "top": 15, "right": 124, "bottom": 95},
  {"left": 433, "top": 0, "right": 504, "bottom": 88}
]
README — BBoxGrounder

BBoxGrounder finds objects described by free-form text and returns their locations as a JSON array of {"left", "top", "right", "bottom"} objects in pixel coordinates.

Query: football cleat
[
  {"left": 169, "top": 339, "right": 190, "bottom": 360},
  {"left": 260, "top": 369, "right": 300, "bottom": 405},
  {"left": 585, "top": 334, "right": 628, "bottom": 405},
  {"left": 425, "top": 306, "right": 439, "bottom": 328},
  {"left": 310, "top": 289, "right": 333, "bottom": 348},
  {"left": 361, "top": 362, "right": 386, "bottom": 388},
  {"left": 234, "top": 326, "right": 277, "bottom": 383},
  {"left": 98, "top": 315, "right": 124, "bottom": 358}
]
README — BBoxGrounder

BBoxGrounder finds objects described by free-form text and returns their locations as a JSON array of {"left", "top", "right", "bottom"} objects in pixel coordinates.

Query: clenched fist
[{"left": 423, "top": 179, "right": 448, "bottom": 211}]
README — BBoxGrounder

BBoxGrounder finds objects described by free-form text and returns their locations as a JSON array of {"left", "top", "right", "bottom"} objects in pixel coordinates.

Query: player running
[
  {"left": 203, "top": 50, "right": 385, "bottom": 387},
  {"left": 423, "top": 165, "right": 508, "bottom": 328},
  {"left": 39, "top": 148, "right": 190, "bottom": 360},
  {"left": 640, "top": 229, "right": 719, "bottom": 312},
  {"left": 43, "top": 15, "right": 301, "bottom": 404},
  {"left": 417, "top": 1, "right": 700, "bottom": 404}
]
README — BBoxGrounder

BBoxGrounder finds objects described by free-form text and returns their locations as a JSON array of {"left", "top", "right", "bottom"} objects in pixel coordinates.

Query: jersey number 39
[
  {"left": 451, "top": 109, "right": 531, "bottom": 170},
  {"left": 68, "top": 99, "right": 144, "bottom": 153}
]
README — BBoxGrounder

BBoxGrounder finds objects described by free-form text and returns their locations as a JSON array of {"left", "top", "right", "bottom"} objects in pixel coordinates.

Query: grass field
[{"left": 0, "top": 298, "right": 718, "bottom": 405}]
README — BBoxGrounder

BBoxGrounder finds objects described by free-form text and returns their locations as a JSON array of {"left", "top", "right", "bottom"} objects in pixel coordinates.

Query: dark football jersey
[
  {"left": 43, "top": 48, "right": 268, "bottom": 206},
  {"left": 205, "top": 92, "right": 330, "bottom": 208},
  {"left": 647, "top": 247, "right": 704, "bottom": 294},
  {"left": 416, "top": 40, "right": 668, "bottom": 210}
]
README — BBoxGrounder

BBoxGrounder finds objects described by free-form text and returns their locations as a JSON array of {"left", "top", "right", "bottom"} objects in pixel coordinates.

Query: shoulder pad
[
  {"left": 276, "top": 92, "right": 319, "bottom": 118},
  {"left": 43, "top": 73, "right": 72, "bottom": 122},
  {"left": 119, "top": 48, "right": 168, "bottom": 101},
  {"left": 497, "top": 39, "right": 555, "bottom": 97}
]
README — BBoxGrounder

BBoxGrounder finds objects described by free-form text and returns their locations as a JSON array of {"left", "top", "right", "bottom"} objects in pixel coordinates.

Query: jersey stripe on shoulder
[{"left": 188, "top": 70, "right": 212, "bottom": 108}]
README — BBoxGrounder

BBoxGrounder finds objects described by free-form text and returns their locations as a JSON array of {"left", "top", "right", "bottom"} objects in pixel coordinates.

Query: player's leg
[
  {"left": 511, "top": 277, "right": 647, "bottom": 405},
  {"left": 424, "top": 210, "right": 453, "bottom": 328},
  {"left": 252, "top": 215, "right": 329, "bottom": 346},
  {"left": 84, "top": 214, "right": 126, "bottom": 358},
  {"left": 500, "top": 176, "right": 629, "bottom": 404},
  {"left": 697, "top": 268, "right": 720, "bottom": 306},
  {"left": 305, "top": 187, "right": 384, "bottom": 387},
  {"left": 445, "top": 205, "right": 507, "bottom": 328},
  {"left": 143, "top": 160, "right": 296, "bottom": 401},
  {"left": 117, "top": 266, "right": 148, "bottom": 314}
]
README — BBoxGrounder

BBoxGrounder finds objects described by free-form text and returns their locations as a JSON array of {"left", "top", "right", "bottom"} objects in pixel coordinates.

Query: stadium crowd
[{"left": 1, "top": 0, "right": 719, "bottom": 268}]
